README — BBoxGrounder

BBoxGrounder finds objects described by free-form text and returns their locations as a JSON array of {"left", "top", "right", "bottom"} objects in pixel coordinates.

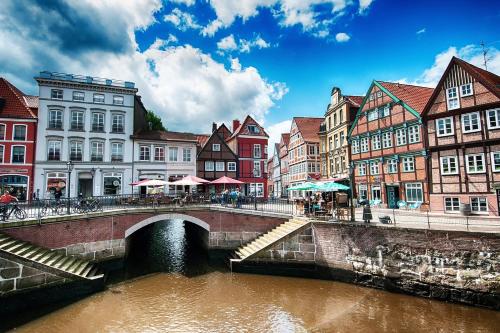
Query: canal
[{"left": 7, "top": 220, "right": 500, "bottom": 332}]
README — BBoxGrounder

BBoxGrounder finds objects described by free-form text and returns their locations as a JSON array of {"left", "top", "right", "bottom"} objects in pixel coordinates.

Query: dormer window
[
  {"left": 248, "top": 125, "right": 260, "bottom": 134},
  {"left": 460, "top": 83, "right": 473, "bottom": 97},
  {"left": 212, "top": 144, "right": 221, "bottom": 151}
]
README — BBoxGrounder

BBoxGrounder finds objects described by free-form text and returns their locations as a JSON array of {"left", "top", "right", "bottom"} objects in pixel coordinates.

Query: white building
[
  {"left": 272, "top": 143, "right": 282, "bottom": 197},
  {"left": 131, "top": 130, "right": 197, "bottom": 194},
  {"left": 34, "top": 71, "right": 138, "bottom": 197}
]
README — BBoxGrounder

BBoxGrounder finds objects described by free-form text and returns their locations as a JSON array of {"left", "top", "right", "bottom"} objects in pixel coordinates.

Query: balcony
[
  {"left": 48, "top": 121, "right": 63, "bottom": 130},
  {"left": 70, "top": 123, "right": 84, "bottom": 131},
  {"left": 111, "top": 155, "right": 123, "bottom": 162},
  {"left": 111, "top": 125, "right": 124, "bottom": 133},
  {"left": 92, "top": 124, "right": 105, "bottom": 132},
  {"left": 91, "top": 154, "right": 103, "bottom": 162},
  {"left": 47, "top": 153, "right": 60, "bottom": 161},
  {"left": 70, "top": 153, "right": 82, "bottom": 162}
]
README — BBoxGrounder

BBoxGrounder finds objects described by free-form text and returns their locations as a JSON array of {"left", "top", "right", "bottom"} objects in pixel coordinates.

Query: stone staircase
[
  {"left": 231, "top": 218, "right": 310, "bottom": 262},
  {"left": 0, "top": 233, "right": 103, "bottom": 281}
]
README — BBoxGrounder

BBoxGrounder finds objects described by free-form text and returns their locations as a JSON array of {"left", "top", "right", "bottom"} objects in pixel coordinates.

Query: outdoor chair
[
  {"left": 408, "top": 201, "right": 422, "bottom": 211},
  {"left": 397, "top": 200, "right": 407, "bottom": 209},
  {"left": 370, "top": 200, "right": 382, "bottom": 208}
]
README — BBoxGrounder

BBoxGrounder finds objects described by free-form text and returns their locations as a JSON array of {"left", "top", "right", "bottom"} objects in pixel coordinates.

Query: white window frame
[
  {"left": 154, "top": 146, "right": 165, "bottom": 161},
  {"left": 487, "top": 109, "right": 500, "bottom": 130},
  {"left": 352, "top": 140, "right": 359, "bottom": 154},
  {"left": 491, "top": 152, "right": 500, "bottom": 172},
  {"left": 227, "top": 162, "right": 236, "bottom": 172},
  {"left": 436, "top": 117, "right": 454, "bottom": 137},
  {"left": 461, "top": 112, "right": 481, "bottom": 133},
  {"left": 405, "top": 183, "right": 423, "bottom": 203},
  {"left": 396, "top": 128, "right": 406, "bottom": 146},
  {"left": 47, "top": 140, "right": 62, "bottom": 161},
  {"left": 367, "top": 109, "right": 378, "bottom": 121},
  {"left": 168, "top": 147, "right": 178, "bottom": 162},
  {"left": 444, "top": 197, "right": 460, "bottom": 213},
  {"left": 92, "top": 112, "right": 105, "bottom": 132},
  {"left": 471, "top": 197, "right": 488, "bottom": 213},
  {"left": 113, "top": 95, "right": 124, "bottom": 105},
  {"left": 466, "top": 153, "right": 485, "bottom": 174},
  {"left": 402, "top": 156, "right": 415, "bottom": 172},
  {"left": 446, "top": 87, "right": 460, "bottom": 110},
  {"left": 72, "top": 91, "right": 85, "bottom": 102},
  {"left": 71, "top": 110, "right": 85, "bottom": 131},
  {"left": 51, "top": 89, "right": 63, "bottom": 100},
  {"left": 93, "top": 93, "right": 105, "bottom": 104},
  {"left": 182, "top": 148, "right": 191, "bottom": 162},
  {"left": 48, "top": 109, "right": 63, "bottom": 129},
  {"left": 205, "top": 161, "right": 214, "bottom": 171},
  {"left": 11, "top": 145, "right": 25, "bottom": 164},
  {"left": 440, "top": 156, "right": 458, "bottom": 175},
  {"left": 12, "top": 124, "right": 27, "bottom": 141},
  {"left": 0, "top": 145, "right": 4, "bottom": 164},
  {"left": 212, "top": 144, "right": 221, "bottom": 152},
  {"left": 215, "top": 161, "right": 225, "bottom": 171},
  {"left": 69, "top": 140, "right": 83, "bottom": 162},
  {"left": 111, "top": 142, "right": 124, "bottom": 162},
  {"left": 358, "top": 163, "right": 366, "bottom": 176},
  {"left": 371, "top": 135, "right": 381, "bottom": 150},
  {"left": 253, "top": 161, "right": 262, "bottom": 177},
  {"left": 139, "top": 145, "right": 151, "bottom": 161},
  {"left": 408, "top": 125, "right": 420, "bottom": 144},
  {"left": 90, "top": 141, "right": 104, "bottom": 162},
  {"left": 360, "top": 137, "right": 368, "bottom": 152},
  {"left": 460, "top": 83, "right": 473, "bottom": 97},
  {"left": 370, "top": 161, "right": 380, "bottom": 175},
  {"left": 387, "top": 159, "right": 398, "bottom": 174},
  {"left": 253, "top": 144, "right": 262, "bottom": 158},
  {"left": 382, "top": 132, "right": 392, "bottom": 148},
  {"left": 111, "top": 114, "right": 125, "bottom": 133}
]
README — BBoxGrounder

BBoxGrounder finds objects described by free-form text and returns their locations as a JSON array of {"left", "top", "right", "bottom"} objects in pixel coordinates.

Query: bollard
[
  {"left": 392, "top": 209, "right": 396, "bottom": 226},
  {"left": 466, "top": 216, "right": 469, "bottom": 231},
  {"left": 426, "top": 211, "right": 430, "bottom": 229}
]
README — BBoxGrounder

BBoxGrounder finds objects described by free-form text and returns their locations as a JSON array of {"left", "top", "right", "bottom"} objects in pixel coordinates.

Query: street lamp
[
  {"left": 348, "top": 163, "right": 355, "bottom": 222},
  {"left": 66, "top": 161, "right": 74, "bottom": 214}
]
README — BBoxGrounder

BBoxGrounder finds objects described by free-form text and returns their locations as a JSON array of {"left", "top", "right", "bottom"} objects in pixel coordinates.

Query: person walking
[
  {"left": 363, "top": 202, "right": 372, "bottom": 223},
  {"left": 0, "top": 190, "right": 18, "bottom": 220}
]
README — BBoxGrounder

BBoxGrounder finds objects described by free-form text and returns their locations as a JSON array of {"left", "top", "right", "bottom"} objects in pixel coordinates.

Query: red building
[
  {"left": 226, "top": 116, "right": 269, "bottom": 197},
  {"left": 0, "top": 78, "right": 38, "bottom": 200}
]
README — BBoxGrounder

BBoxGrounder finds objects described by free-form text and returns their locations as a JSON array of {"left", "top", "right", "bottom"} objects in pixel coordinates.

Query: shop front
[{"left": 0, "top": 174, "right": 29, "bottom": 201}]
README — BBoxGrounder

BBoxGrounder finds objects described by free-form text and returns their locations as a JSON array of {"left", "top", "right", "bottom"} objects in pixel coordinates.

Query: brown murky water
[{"left": 10, "top": 220, "right": 500, "bottom": 332}]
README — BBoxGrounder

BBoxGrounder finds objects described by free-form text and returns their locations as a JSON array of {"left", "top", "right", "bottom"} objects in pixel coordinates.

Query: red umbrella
[
  {"left": 210, "top": 176, "right": 244, "bottom": 184},
  {"left": 130, "top": 179, "right": 150, "bottom": 186},
  {"left": 180, "top": 175, "right": 210, "bottom": 184}
]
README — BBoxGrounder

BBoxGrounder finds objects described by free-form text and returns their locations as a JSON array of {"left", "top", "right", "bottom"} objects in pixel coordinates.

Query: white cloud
[
  {"left": 358, "top": 0, "right": 374, "bottom": 14},
  {"left": 163, "top": 8, "right": 201, "bottom": 31},
  {"left": 335, "top": 32, "right": 350, "bottom": 42},
  {"left": 416, "top": 28, "right": 426, "bottom": 35},
  {"left": 203, "top": 0, "right": 357, "bottom": 37},
  {"left": 168, "top": 0, "right": 195, "bottom": 6},
  {"left": 398, "top": 45, "right": 500, "bottom": 87},
  {"left": 266, "top": 119, "right": 292, "bottom": 156},
  {"left": 217, "top": 34, "right": 271, "bottom": 54}
]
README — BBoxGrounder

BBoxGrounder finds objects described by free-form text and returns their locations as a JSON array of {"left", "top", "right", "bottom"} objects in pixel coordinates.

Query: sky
[{"left": 1, "top": 0, "right": 499, "bottom": 154}]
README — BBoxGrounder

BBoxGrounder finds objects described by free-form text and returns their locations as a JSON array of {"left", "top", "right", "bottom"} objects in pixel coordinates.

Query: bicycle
[
  {"left": 40, "top": 200, "right": 66, "bottom": 217},
  {"left": 1, "top": 203, "right": 27, "bottom": 221},
  {"left": 73, "top": 198, "right": 102, "bottom": 213}
]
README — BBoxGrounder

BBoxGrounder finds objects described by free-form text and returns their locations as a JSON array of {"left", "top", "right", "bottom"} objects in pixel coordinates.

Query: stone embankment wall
[{"left": 242, "top": 222, "right": 500, "bottom": 309}]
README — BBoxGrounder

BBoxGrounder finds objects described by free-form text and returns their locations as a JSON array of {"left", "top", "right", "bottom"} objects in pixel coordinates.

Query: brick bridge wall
[{"left": 0, "top": 208, "right": 288, "bottom": 262}]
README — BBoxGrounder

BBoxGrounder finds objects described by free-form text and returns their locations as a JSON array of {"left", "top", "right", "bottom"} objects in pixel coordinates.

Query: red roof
[
  {"left": 377, "top": 81, "right": 434, "bottom": 114},
  {"left": 345, "top": 95, "right": 363, "bottom": 106},
  {"left": 0, "top": 78, "right": 37, "bottom": 119},
  {"left": 228, "top": 115, "right": 269, "bottom": 140},
  {"left": 454, "top": 57, "right": 500, "bottom": 98},
  {"left": 196, "top": 134, "right": 210, "bottom": 147},
  {"left": 294, "top": 117, "right": 323, "bottom": 143},
  {"left": 281, "top": 133, "right": 290, "bottom": 146}
]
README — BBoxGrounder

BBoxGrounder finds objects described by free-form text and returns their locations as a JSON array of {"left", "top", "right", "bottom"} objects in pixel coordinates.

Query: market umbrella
[
  {"left": 171, "top": 175, "right": 209, "bottom": 186},
  {"left": 181, "top": 175, "right": 210, "bottom": 184},
  {"left": 315, "top": 182, "right": 350, "bottom": 192},
  {"left": 130, "top": 179, "right": 150, "bottom": 186},
  {"left": 287, "top": 182, "right": 319, "bottom": 191},
  {"left": 210, "top": 176, "right": 244, "bottom": 184},
  {"left": 136, "top": 179, "right": 170, "bottom": 187}
]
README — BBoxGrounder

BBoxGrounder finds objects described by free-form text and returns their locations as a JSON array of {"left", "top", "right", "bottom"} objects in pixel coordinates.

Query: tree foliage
[{"left": 146, "top": 110, "right": 166, "bottom": 131}]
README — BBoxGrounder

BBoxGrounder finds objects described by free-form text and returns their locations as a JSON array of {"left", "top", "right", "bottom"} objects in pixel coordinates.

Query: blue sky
[{"left": 1, "top": 0, "right": 499, "bottom": 151}]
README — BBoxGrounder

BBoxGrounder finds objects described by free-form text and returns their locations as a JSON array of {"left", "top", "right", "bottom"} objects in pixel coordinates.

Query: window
[
  {"left": 46, "top": 172, "right": 67, "bottom": 194},
  {"left": 111, "top": 142, "right": 123, "bottom": 162},
  {"left": 444, "top": 197, "right": 460, "bottom": 212},
  {"left": 340, "top": 132, "right": 345, "bottom": 146},
  {"left": 139, "top": 145, "right": 150, "bottom": 161},
  {"left": 69, "top": 141, "right": 83, "bottom": 161},
  {"left": 51, "top": 89, "right": 63, "bottom": 100},
  {"left": 440, "top": 156, "right": 458, "bottom": 175},
  {"left": 0, "top": 124, "right": 5, "bottom": 140},
  {"left": 308, "top": 145, "right": 316, "bottom": 155},
  {"left": 370, "top": 161, "right": 379, "bottom": 175},
  {"left": 436, "top": 117, "right": 454, "bottom": 137},
  {"left": 216, "top": 161, "right": 225, "bottom": 171},
  {"left": 462, "top": 112, "right": 481, "bottom": 133},
  {"left": 466, "top": 154, "right": 485, "bottom": 173},
  {"left": 253, "top": 161, "right": 261, "bottom": 177},
  {"left": 460, "top": 83, "right": 473, "bottom": 97},
  {"left": 379, "top": 104, "right": 390, "bottom": 118},
  {"left": 11, "top": 146, "right": 25, "bottom": 163},
  {"left": 371, "top": 186, "right": 381, "bottom": 200},
  {"left": 247, "top": 125, "right": 260, "bottom": 134},
  {"left": 487, "top": 109, "right": 500, "bottom": 129},
  {"left": 113, "top": 95, "right": 124, "bottom": 105},
  {"left": 228, "top": 162, "right": 236, "bottom": 172},
  {"left": 249, "top": 183, "right": 264, "bottom": 197},
  {"left": 396, "top": 128, "right": 406, "bottom": 146},
  {"left": 205, "top": 161, "right": 214, "bottom": 171},
  {"left": 405, "top": 183, "right": 423, "bottom": 203},
  {"left": 13, "top": 125, "right": 26, "bottom": 141},
  {"left": 360, "top": 137, "right": 368, "bottom": 152},
  {"left": 154, "top": 146, "right": 164, "bottom": 161},
  {"left": 333, "top": 134, "right": 339, "bottom": 148},
  {"left": 333, "top": 113, "right": 337, "bottom": 126},
  {"left": 47, "top": 141, "right": 61, "bottom": 161},
  {"left": 446, "top": 87, "right": 459, "bottom": 110},
  {"left": 212, "top": 144, "right": 221, "bottom": 151},
  {"left": 71, "top": 110, "right": 84, "bottom": 131},
  {"left": 253, "top": 144, "right": 262, "bottom": 158},
  {"left": 382, "top": 132, "right": 392, "bottom": 148},
  {"left": 471, "top": 197, "right": 487, "bottom": 213},
  {"left": 402, "top": 157, "right": 415, "bottom": 172},
  {"left": 491, "top": 152, "right": 500, "bottom": 172},
  {"left": 93, "top": 93, "right": 105, "bottom": 103},
  {"left": 48, "top": 110, "right": 63, "bottom": 129},
  {"left": 367, "top": 109, "right": 378, "bottom": 121},
  {"left": 182, "top": 148, "right": 192, "bottom": 162},
  {"left": 91, "top": 141, "right": 104, "bottom": 161},
  {"left": 111, "top": 114, "right": 124, "bottom": 133},
  {"left": 358, "top": 185, "right": 367, "bottom": 200},
  {"left": 371, "top": 135, "right": 381, "bottom": 150},
  {"left": 103, "top": 172, "right": 122, "bottom": 195},
  {"left": 0, "top": 145, "right": 3, "bottom": 163},
  {"left": 72, "top": 91, "right": 85, "bottom": 101},
  {"left": 408, "top": 125, "right": 420, "bottom": 143},
  {"left": 387, "top": 159, "right": 398, "bottom": 173},
  {"left": 352, "top": 140, "right": 359, "bottom": 154},
  {"left": 92, "top": 113, "right": 105, "bottom": 132},
  {"left": 169, "top": 147, "right": 178, "bottom": 162}
]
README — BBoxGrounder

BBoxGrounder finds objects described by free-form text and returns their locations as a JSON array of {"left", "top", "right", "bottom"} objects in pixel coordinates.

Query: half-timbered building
[
  {"left": 279, "top": 133, "right": 290, "bottom": 197},
  {"left": 424, "top": 57, "right": 500, "bottom": 215},
  {"left": 348, "top": 81, "right": 433, "bottom": 209}
]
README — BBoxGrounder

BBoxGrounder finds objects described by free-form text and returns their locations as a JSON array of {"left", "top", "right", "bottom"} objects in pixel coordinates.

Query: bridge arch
[{"left": 124, "top": 213, "right": 210, "bottom": 238}]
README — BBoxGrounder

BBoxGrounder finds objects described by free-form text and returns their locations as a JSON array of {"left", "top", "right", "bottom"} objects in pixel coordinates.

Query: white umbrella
[
  {"left": 136, "top": 179, "right": 169, "bottom": 187},
  {"left": 170, "top": 179, "right": 201, "bottom": 186}
]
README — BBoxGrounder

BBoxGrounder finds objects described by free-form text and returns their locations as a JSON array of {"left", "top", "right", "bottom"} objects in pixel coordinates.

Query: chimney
[
  {"left": 233, "top": 119, "right": 240, "bottom": 132},
  {"left": 212, "top": 122, "right": 217, "bottom": 133}
]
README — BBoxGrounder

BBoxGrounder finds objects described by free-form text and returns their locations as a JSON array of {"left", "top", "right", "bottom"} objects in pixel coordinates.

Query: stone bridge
[{"left": 0, "top": 207, "right": 290, "bottom": 262}]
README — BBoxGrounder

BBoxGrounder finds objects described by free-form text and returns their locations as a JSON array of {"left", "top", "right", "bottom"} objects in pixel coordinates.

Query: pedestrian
[
  {"left": 0, "top": 190, "right": 18, "bottom": 220},
  {"left": 363, "top": 202, "right": 372, "bottom": 223},
  {"left": 54, "top": 187, "right": 63, "bottom": 202}
]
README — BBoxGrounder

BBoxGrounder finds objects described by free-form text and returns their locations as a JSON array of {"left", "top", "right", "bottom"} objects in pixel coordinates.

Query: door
[
  {"left": 78, "top": 179, "right": 93, "bottom": 197},
  {"left": 496, "top": 189, "right": 500, "bottom": 216},
  {"left": 387, "top": 186, "right": 399, "bottom": 209}
]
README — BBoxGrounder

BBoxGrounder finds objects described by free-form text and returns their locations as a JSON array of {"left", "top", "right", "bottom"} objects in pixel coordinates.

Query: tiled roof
[
  {"left": 0, "top": 78, "right": 37, "bottom": 119},
  {"left": 133, "top": 130, "right": 197, "bottom": 142},
  {"left": 294, "top": 117, "right": 323, "bottom": 143},
  {"left": 281, "top": 133, "right": 290, "bottom": 146},
  {"left": 454, "top": 57, "right": 500, "bottom": 98},
  {"left": 377, "top": 81, "right": 434, "bottom": 114},
  {"left": 345, "top": 95, "right": 363, "bottom": 106},
  {"left": 228, "top": 115, "right": 269, "bottom": 140},
  {"left": 23, "top": 95, "right": 39, "bottom": 110},
  {"left": 196, "top": 134, "right": 210, "bottom": 147}
]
